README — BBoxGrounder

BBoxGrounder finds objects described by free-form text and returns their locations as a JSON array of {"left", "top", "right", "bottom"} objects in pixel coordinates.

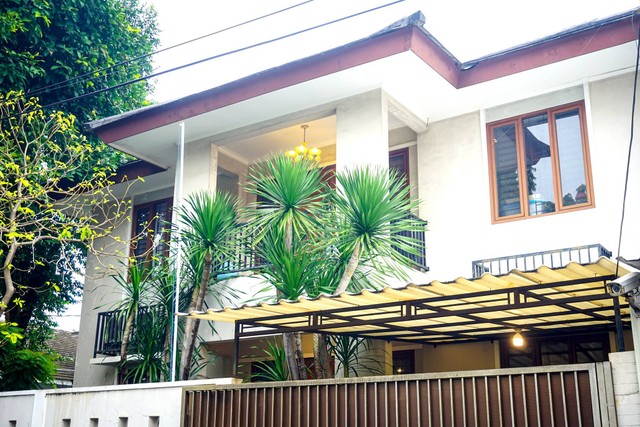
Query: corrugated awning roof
[{"left": 187, "top": 258, "right": 632, "bottom": 345}]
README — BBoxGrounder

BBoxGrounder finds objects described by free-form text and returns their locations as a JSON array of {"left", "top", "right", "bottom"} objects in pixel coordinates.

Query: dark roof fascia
[
  {"left": 456, "top": 8, "right": 639, "bottom": 87},
  {"left": 91, "top": 8, "right": 639, "bottom": 144},
  {"left": 113, "top": 159, "right": 167, "bottom": 183},
  {"left": 91, "top": 22, "right": 420, "bottom": 144}
]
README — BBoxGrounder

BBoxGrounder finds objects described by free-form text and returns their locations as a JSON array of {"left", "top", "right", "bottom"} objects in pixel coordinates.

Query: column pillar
[{"left": 335, "top": 90, "right": 389, "bottom": 171}]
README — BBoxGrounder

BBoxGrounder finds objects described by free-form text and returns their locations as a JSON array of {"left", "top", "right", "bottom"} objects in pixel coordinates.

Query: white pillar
[
  {"left": 335, "top": 90, "right": 389, "bottom": 171},
  {"left": 182, "top": 139, "right": 219, "bottom": 195},
  {"left": 632, "top": 313, "right": 640, "bottom": 387}
]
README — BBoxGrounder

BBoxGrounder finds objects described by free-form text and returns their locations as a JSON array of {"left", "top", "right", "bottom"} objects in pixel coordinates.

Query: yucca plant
[
  {"left": 110, "top": 259, "right": 152, "bottom": 365},
  {"left": 328, "top": 335, "right": 385, "bottom": 378},
  {"left": 332, "top": 166, "right": 424, "bottom": 295},
  {"left": 250, "top": 338, "right": 289, "bottom": 382},
  {"left": 247, "top": 154, "right": 328, "bottom": 380},
  {"left": 177, "top": 191, "right": 239, "bottom": 380}
]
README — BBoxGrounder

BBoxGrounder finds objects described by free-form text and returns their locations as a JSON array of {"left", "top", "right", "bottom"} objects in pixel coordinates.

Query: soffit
[{"left": 187, "top": 258, "right": 633, "bottom": 345}]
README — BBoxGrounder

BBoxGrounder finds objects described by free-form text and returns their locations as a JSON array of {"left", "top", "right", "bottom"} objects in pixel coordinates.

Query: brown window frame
[
  {"left": 500, "top": 333, "right": 610, "bottom": 368},
  {"left": 130, "top": 197, "right": 173, "bottom": 263},
  {"left": 487, "top": 101, "right": 594, "bottom": 223}
]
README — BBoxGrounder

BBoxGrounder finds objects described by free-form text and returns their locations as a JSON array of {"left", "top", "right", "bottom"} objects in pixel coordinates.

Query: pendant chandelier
[{"left": 285, "top": 124, "right": 321, "bottom": 162}]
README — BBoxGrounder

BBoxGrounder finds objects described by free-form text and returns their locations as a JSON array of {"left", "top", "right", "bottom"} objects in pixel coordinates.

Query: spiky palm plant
[
  {"left": 177, "top": 191, "right": 238, "bottom": 380},
  {"left": 247, "top": 154, "right": 328, "bottom": 380},
  {"left": 332, "top": 166, "right": 424, "bottom": 295},
  {"left": 110, "top": 260, "right": 152, "bottom": 366}
]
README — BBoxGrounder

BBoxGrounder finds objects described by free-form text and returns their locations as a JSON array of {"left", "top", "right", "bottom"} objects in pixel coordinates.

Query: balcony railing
[
  {"left": 471, "top": 243, "right": 612, "bottom": 278},
  {"left": 94, "top": 218, "right": 428, "bottom": 358},
  {"left": 393, "top": 213, "right": 429, "bottom": 271},
  {"left": 93, "top": 304, "right": 165, "bottom": 358}
]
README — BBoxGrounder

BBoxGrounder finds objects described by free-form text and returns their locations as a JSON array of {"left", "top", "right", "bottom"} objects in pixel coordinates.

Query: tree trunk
[
  {"left": 333, "top": 241, "right": 360, "bottom": 295},
  {"left": 293, "top": 331, "right": 308, "bottom": 380},
  {"left": 313, "top": 333, "right": 333, "bottom": 379},
  {"left": 120, "top": 308, "right": 136, "bottom": 363},
  {"left": 0, "top": 241, "right": 19, "bottom": 317},
  {"left": 282, "top": 332, "right": 299, "bottom": 380},
  {"left": 180, "top": 251, "right": 212, "bottom": 380},
  {"left": 279, "top": 218, "right": 308, "bottom": 380}
]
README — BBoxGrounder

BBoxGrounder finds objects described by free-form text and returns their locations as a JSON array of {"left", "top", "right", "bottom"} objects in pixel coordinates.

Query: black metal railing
[
  {"left": 93, "top": 304, "right": 165, "bottom": 358},
  {"left": 214, "top": 223, "right": 267, "bottom": 274},
  {"left": 471, "top": 243, "right": 612, "bottom": 278},
  {"left": 393, "top": 213, "right": 429, "bottom": 271}
]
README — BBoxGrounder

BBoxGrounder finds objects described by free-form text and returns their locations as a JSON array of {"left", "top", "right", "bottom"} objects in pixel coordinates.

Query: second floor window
[
  {"left": 487, "top": 101, "right": 593, "bottom": 222},
  {"left": 131, "top": 198, "right": 172, "bottom": 262}
]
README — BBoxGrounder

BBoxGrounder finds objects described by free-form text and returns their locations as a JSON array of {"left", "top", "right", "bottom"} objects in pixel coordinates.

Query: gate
[{"left": 182, "top": 363, "right": 617, "bottom": 426}]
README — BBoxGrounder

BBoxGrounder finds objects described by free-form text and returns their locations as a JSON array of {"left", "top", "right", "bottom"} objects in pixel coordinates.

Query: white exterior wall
[
  {"left": 610, "top": 351, "right": 640, "bottom": 426},
  {"left": 75, "top": 205, "right": 133, "bottom": 387},
  {"left": 0, "top": 378, "right": 239, "bottom": 427},
  {"left": 336, "top": 90, "right": 389, "bottom": 170},
  {"left": 417, "top": 72, "right": 640, "bottom": 280}
]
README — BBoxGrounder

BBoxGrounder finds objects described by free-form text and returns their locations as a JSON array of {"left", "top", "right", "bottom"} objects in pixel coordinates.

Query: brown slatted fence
[{"left": 182, "top": 363, "right": 616, "bottom": 427}]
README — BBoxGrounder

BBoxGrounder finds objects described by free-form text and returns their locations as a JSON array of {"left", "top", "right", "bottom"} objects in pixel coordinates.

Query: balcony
[
  {"left": 93, "top": 304, "right": 166, "bottom": 358},
  {"left": 94, "top": 217, "right": 428, "bottom": 358},
  {"left": 471, "top": 243, "right": 612, "bottom": 278}
]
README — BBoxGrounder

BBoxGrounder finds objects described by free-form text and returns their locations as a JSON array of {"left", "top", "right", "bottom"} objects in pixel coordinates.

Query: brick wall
[{"left": 610, "top": 351, "right": 640, "bottom": 426}]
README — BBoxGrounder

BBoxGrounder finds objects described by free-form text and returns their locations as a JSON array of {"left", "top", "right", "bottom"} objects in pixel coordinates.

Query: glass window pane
[
  {"left": 133, "top": 207, "right": 151, "bottom": 257},
  {"left": 153, "top": 202, "right": 170, "bottom": 258},
  {"left": 492, "top": 124, "right": 521, "bottom": 217},
  {"left": 523, "top": 114, "right": 555, "bottom": 215},
  {"left": 541, "top": 341, "right": 570, "bottom": 365},
  {"left": 575, "top": 340, "right": 606, "bottom": 363},
  {"left": 507, "top": 344, "right": 534, "bottom": 368},
  {"left": 555, "top": 109, "right": 588, "bottom": 207}
]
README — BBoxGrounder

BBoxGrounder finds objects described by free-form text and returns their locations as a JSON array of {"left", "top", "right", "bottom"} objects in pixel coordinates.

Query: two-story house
[{"left": 75, "top": 9, "right": 640, "bottom": 388}]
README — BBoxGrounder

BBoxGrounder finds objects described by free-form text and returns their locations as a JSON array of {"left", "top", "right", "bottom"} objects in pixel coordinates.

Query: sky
[
  {"left": 51, "top": 0, "right": 639, "bottom": 331},
  {"left": 146, "top": 0, "right": 640, "bottom": 102}
]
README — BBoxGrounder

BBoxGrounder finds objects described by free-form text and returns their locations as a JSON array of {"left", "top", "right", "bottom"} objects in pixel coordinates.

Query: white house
[{"left": 74, "top": 8, "right": 639, "bottom": 395}]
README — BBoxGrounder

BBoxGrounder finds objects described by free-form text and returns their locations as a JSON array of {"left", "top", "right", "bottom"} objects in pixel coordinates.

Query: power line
[
  {"left": 2, "top": 0, "right": 405, "bottom": 120},
  {"left": 7, "top": 0, "right": 314, "bottom": 103},
  {"left": 614, "top": 13, "right": 640, "bottom": 277}
]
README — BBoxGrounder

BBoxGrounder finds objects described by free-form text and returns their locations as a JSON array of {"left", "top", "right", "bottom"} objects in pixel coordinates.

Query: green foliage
[
  {"left": 247, "top": 155, "right": 327, "bottom": 243},
  {"left": 0, "top": 94, "right": 133, "bottom": 326},
  {"left": 179, "top": 191, "right": 240, "bottom": 270},
  {"left": 0, "top": 0, "right": 159, "bottom": 346},
  {"left": 333, "top": 166, "right": 423, "bottom": 267},
  {"left": 328, "top": 336, "right": 384, "bottom": 378},
  {"left": 0, "top": 323, "right": 57, "bottom": 391},
  {"left": 250, "top": 338, "right": 289, "bottom": 382},
  {"left": 120, "top": 308, "right": 168, "bottom": 384},
  {"left": 0, "top": 0, "right": 159, "bottom": 123}
]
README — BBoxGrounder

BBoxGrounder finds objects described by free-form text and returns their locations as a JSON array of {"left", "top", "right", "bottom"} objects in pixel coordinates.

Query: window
[
  {"left": 487, "top": 101, "right": 593, "bottom": 222},
  {"left": 501, "top": 333, "right": 609, "bottom": 368},
  {"left": 130, "top": 198, "right": 172, "bottom": 263}
]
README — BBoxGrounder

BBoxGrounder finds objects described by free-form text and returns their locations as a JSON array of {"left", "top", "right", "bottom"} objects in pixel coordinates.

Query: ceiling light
[
  {"left": 285, "top": 124, "right": 321, "bottom": 162},
  {"left": 512, "top": 329, "right": 524, "bottom": 347}
]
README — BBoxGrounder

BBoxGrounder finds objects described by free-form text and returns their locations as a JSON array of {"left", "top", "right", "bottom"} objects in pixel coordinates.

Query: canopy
[{"left": 186, "top": 258, "right": 631, "bottom": 345}]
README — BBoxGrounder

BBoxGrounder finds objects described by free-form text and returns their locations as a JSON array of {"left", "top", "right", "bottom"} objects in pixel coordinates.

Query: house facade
[{"left": 75, "top": 10, "right": 640, "bottom": 389}]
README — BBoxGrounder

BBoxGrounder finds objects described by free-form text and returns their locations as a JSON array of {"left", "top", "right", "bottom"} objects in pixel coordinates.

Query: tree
[
  {"left": 0, "top": 322, "right": 57, "bottom": 391},
  {"left": 0, "top": 0, "right": 159, "bottom": 344},
  {"left": 0, "top": 0, "right": 158, "bottom": 125},
  {"left": 247, "top": 155, "right": 425, "bottom": 380},
  {"left": 0, "top": 95, "right": 132, "bottom": 321},
  {"left": 177, "top": 191, "right": 239, "bottom": 381},
  {"left": 247, "top": 155, "right": 327, "bottom": 380}
]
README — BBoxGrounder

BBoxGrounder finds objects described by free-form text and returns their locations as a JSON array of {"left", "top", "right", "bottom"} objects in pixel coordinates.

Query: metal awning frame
[{"left": 233, "top": 275, "right": 628, "bottom": 345}]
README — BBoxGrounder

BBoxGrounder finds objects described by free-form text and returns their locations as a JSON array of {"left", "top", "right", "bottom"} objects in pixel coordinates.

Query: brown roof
[{"left": 47, "top": 330, "right": 78, "bottom": 383}]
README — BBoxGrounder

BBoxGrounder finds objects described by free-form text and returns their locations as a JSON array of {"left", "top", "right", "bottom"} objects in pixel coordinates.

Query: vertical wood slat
[{"left": 182, "top": 364, "right": 606, "bottom": 427}]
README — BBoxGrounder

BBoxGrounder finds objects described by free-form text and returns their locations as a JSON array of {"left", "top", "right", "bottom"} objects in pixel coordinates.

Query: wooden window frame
[
  {"left": 487, "top": 101, "right": 594, "bottom": 223},
  {"left": 500, "top": 333, "right": 610, "bottom": 368},
  {"left": 130, "top": 197, "right": 173, "bottom": 263}
]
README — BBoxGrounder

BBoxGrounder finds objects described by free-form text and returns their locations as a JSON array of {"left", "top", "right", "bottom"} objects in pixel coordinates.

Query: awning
[{"left": 186, "top": 258, "right": 632, "bottom": 345}]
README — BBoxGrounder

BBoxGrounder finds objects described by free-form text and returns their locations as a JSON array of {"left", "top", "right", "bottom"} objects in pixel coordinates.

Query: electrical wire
[
  {"left": 614, "top": 13, "right": 640, "bottom": 278},
  {"left": 6, "top": 0, "right": 314, "bottom": 103},
  {"left": 1, "top": 0, "right": 405, "bottom": 120}
]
